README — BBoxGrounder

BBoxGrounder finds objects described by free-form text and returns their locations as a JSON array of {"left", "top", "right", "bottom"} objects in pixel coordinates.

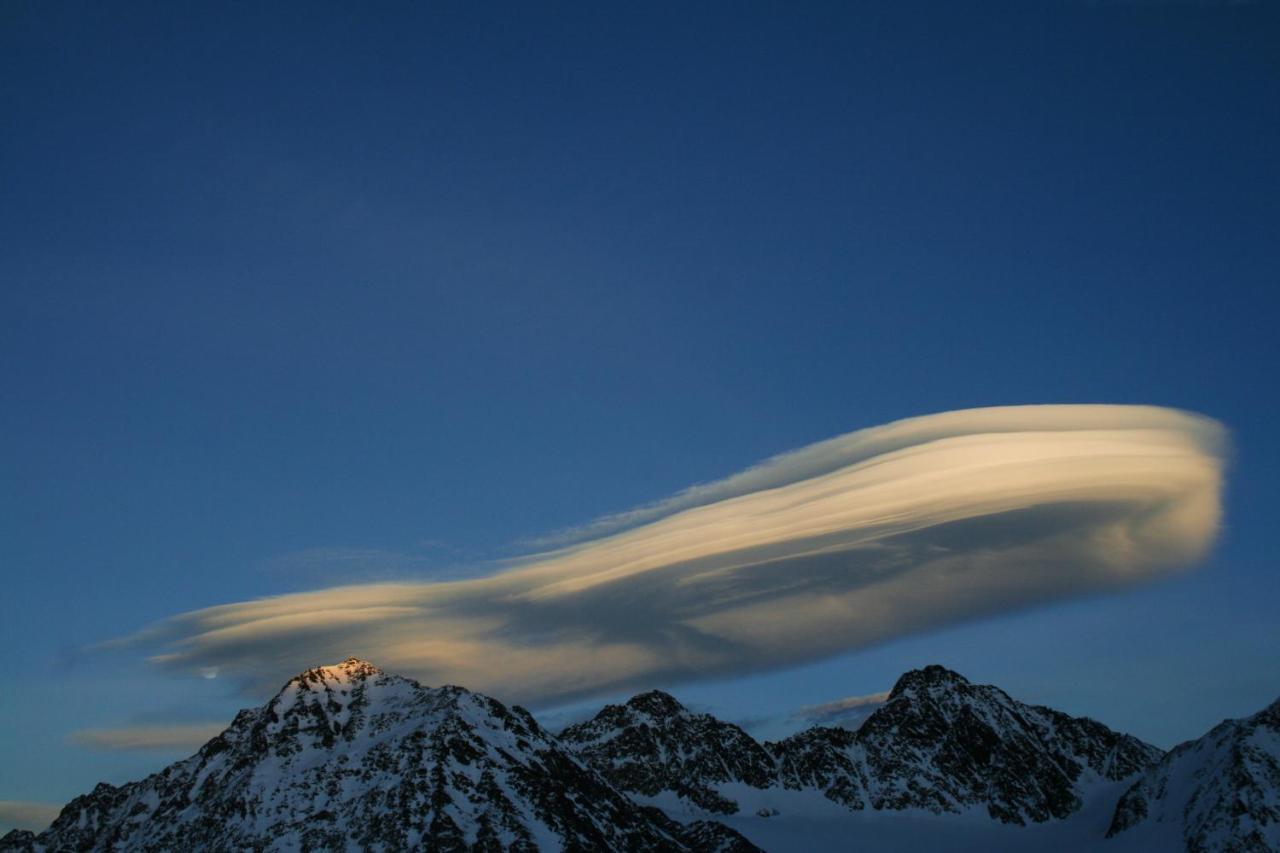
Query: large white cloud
[{"left": 123, "top": 405, "right": 1226, "bottom": 706}]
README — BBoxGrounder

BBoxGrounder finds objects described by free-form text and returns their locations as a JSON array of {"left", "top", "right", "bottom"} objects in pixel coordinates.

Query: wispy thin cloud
[
  {"left": 0, "top": 801, "right": 62, "bottom": 833},
  {"left": 792, "top": 691, "right": 892, "bottom": 728},
  {"left": 732, "top": 690, "right": 892, "bottom": 737},
  {"left": 115, "top": 405, "right": 1227, "bottom": 708},
  {"left": 258, "top": 543, "right": 484, "bottom": 585},
  {"left": 68, "top": 723, "right": 227, "bottom": 752}
]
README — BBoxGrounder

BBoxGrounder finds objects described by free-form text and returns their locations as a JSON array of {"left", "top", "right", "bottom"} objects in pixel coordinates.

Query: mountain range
[{"left": 3, "top": 658, "right": 1276, "bottom": 852}]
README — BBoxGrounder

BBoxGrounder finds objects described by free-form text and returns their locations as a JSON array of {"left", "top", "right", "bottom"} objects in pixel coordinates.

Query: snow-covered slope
[
  {"left": 562, "top": 665, "right": 1162, "bottom": 827},
  {"left": 0, "top": 660, "right": 757, "bottom": 852},
  {"left": 1107, "top": 696, "right": 1280, "bottom": 852}
]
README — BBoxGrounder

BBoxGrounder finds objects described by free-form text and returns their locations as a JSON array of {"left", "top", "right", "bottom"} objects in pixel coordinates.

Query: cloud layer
[
  {"left": 124, "top": 405, "right": 1226, "bottom": 706},
  {"left": 0, "top": 801, "right": 62, "bottom": 833},
  {"left": 67, "top": 723, "right": 228, "bottom": 752}
]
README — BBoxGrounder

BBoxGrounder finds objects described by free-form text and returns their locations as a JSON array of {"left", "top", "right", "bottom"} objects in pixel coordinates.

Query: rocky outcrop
[{"left": 560, "top": 690, "right": 776, "bottom": 814}]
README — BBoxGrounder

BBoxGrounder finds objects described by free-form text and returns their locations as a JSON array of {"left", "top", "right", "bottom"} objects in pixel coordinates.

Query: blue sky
[{"left": 2, "top": 0, "right": 1278, "bottom": 826}]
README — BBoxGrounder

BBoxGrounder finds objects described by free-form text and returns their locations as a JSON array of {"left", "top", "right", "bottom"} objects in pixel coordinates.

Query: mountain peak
[
  {"left": 887, "top": 665, "right": 970, "bottom": 700},
  {"left": 278, "top": 658, "right": 388, "bottom": 696},
  {"left": 625, "top": 689, "right": 686, "bottom": 717},
  {"left": 307, "top": 657, "right": 383, "bottom": 679},
  {"left": 560, "top": 689, "right": 776, "bottom": 815}
]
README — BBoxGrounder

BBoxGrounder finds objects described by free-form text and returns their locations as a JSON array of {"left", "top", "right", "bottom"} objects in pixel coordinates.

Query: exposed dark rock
[
  {"left": 560, "top": 690, "right": 776, "bottom": 815},
  {"left": 564, "top": 665, "right": 1163, "bottom": 827}
]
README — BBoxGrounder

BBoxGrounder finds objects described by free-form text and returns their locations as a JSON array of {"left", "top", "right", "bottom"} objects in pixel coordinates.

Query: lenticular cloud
[{"left": 130, "top": 405, "right": 1226, "bottom": 706}]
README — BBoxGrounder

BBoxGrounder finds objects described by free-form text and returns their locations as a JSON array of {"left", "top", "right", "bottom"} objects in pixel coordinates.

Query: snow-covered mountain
[
  {"left": 559, "top": 690, "right": 776, "bottom": 815},
  {"left": 562, "top": 665, "right": 1162, "bottom": 826},
  {"left": 5, "top": 660, "right": 1276, "bottom": 852},
  {"left": 1106, "top": 695, "right": 1280, "bottom": 852},
  {"left": 0, "top": 660, "right": 756, "bottom": 852},
  {"left": 844, "top": 665, "right": 1163, "bottom": 822}
]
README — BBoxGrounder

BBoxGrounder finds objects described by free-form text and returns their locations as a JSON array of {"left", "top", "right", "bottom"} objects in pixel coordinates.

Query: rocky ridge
[
  {"left": 563, "top": 664, "right": 1162, "bottom": 826},
  {"left": 559, "top": 690, "right": 776, "bottom": 815}
]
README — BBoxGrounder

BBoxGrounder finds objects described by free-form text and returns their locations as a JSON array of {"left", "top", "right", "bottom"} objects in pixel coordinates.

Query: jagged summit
[
  {"left": 887, "top": 664, "right": 971, "bottom": 700},
  {"left": 563, "top": 667, "right": 1165, "bottom": 827},
  {"left": 288, "top": 656, "right": 385, "bottom": 685},
  {"left": 625, "top": 688, "right": 687, "bottom": 717},
  {"left": 560, "top": 688, "right": 776, "bottom": 815},
  {"left": 332, "top": 655, "right": 383, "bottom": 673},
  {"left": 852, "top": 667, "right": 1163, "bottom": 823}
]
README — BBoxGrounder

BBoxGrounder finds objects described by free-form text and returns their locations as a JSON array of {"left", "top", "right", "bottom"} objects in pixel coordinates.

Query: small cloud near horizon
[
  {"left": 258, "top": 543, "right": 486, "bottom": 587},
  {"left": 791, "top": 691, "right": 892, "bottom": 729},
  {"left": 68, "top": 723, "right": 228, "bottom": 752},
  {"left": 108, "top": 405, "right": 1227, "bottom": 709},
  {"left": 0, "top": 801, "right": 63, "bottom": 834}
]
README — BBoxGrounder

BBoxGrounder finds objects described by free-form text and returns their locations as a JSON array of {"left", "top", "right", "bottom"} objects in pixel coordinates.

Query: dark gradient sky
[{"left": 2, "top": 0, "right": 1278, "bottom": 818}]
